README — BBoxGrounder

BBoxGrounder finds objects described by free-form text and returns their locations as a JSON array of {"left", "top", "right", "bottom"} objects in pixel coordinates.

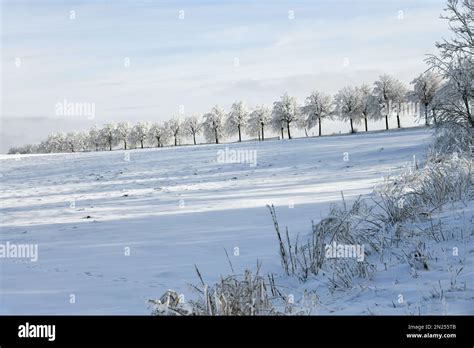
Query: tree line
[{"left": 8, "top": 0, "right": 472, "bottom": 155}]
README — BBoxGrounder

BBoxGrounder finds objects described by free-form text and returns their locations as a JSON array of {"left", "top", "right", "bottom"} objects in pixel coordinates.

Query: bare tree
[
  {"left": 425, "top": 0, "right": 473, "bottom": 128},
  {"left": 271, "top": 117, "right": 286, "bottom": 139},
  {"left": 373, "top": 75, "right": 399, "bottom": 130},
  {"left": 167, "top": 118, "right": 181, "bottom": 146},
  {"left": 392, "top": 80, "right": 409, "bottom": 129},
  {"left": 248, "top": 105, "right": 271, "bottom": 141},
  {"left": 302, "top": 91, "right": 332, "bottom": 136},
  {"left": 88, "top": 125, "right": 103, "bottom": 151},
  {"left": 148, "top": 122, "right": 169, "bottom": 147},
  {"left": 334, "top": 86, "right": 361, "bottom": 133},
  {"left": 410, "top": 71, "right": 443, "bottom": 126},
  {"left": 272, "top": 93, "right": 301, "bottom": 139},
  {"left": 183, "top": 115, "right": 203, "bottom": 145},
  {"left": 356, "top": 84, "right": 377, "bottom": 132},
  {"left": 203, "top": 106, "right": 226, "bottom": 144},
  {"left": 101, "top": 122, "right": 118, "bottom": 151},
  {"left": 65, "top": 132, "right": 80, "bottom": 152},
  {"left": 131, "top": 122, "right": 150, "bottom": 149},
  {"left": 116, "top": 122, "right": 132, "bottom": 149},
  {"left": 226, "top": 101, "right": 248, "bottom": 142}
]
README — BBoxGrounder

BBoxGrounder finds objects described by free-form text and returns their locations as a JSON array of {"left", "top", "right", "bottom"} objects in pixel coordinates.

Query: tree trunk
[
  {"left": 193, "top": 133, "right": 196, "bottom": 145},
  {"left": 304, "top": 128, "right": 308, "bottom": 137},
  {"left": 124, "top": 140, "right": 127, "bottom": 150},
  {"left": 109, "top": 141, "right": 112, "bottom": 151},
  {"left": 174, "top": 136, "right": 177, "bottom": 146},
  {"left": 364, "top": 117, "right": 368, "bottom": 132},
  {"left": 319, "top": 118, "right": 322, "bottom": 136},
  {"left": 424, "top": 103, "right": 429, "bottom": 126},
  {"left": 350, "top": 119, "right": 354, "bottom": 133},
  {"left": 463, "top": 96, "right": 473, "bottom": 128},
  {"left": 385, "top": 115, "right": 389, "bottom": 130},
  {"left": 287, "top": 123, "right": 291, "bottom": 139},
  {"left": 238, "top": 125, "right": 241, "bottom": 142},
  {"left": 140, "top": 140, "right": 144, "bottom": 149},
  {"left": 432, "top": 110, "right": 437, "bottom": 124},
  {"left": 281, "top": 127, "right": 284, "bottom": 139},
  {"left": 156, "top": 137, "right": 160, "bottom": 147},
  {"left": 261, "top": 123, "right": 265, "bottom": 141},
  {"left": 215, "top": 128, "right": 219, "bottom": 144},
  {"left": 397, "top": 114, "right": 401, "bottom": 129}
]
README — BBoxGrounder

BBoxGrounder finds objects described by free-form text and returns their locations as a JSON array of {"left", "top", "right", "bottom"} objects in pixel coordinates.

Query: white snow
[{"left": 0, "top": 127, "right": 472, "bottom": 314}]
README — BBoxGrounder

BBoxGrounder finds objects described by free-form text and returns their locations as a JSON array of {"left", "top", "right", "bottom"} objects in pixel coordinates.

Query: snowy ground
[{"left": 1, "top": 127, "right": 472, "bottom": 314}]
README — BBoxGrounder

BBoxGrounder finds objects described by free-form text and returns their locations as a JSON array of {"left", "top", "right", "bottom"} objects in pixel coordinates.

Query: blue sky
[{"left": 1, "top": 0, "right": 450, "bottom": 151}]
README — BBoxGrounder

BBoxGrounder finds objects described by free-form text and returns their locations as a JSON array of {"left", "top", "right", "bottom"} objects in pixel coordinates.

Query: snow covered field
[{"left": 1, "top": 127, "right": 472, "bottom": 315}]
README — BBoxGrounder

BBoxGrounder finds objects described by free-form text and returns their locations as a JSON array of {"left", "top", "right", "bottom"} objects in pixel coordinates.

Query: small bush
[
  {"left": 374, "top": 152, "right": 471, "bottom": 224},
  {"left": 429, "top": 122, "right": 473, "bottom": 156},
  {"left": 267, "top": 196, "right": 377, "bottom": 286},
  {"left": 150, "top": 265, "right": 284, "bottom": 316}
]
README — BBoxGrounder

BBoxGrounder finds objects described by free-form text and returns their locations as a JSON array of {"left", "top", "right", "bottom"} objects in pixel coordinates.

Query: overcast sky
[{"left": 1, "top": 0, "right": 451, "bottom": 152}]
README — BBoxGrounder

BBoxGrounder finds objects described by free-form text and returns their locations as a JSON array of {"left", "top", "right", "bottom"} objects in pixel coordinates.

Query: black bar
[{"left": 0, "top": 315, "right": 472, "bottom": 346}]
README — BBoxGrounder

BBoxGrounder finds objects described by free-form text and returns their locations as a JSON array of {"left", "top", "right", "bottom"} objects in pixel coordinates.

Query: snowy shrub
[
  {"left": 326, "top": 257, "right": 375, "bottom": 291},
  {"left": 267, "top": 198, "right": 377, "bottom": 286},
  {"left": 429, "top": 122, "right": 474, "bottom": 156},
  {"left": 374, "top": 152, "right": 471, "bottom": 224},
  {"left": 190, "top": 271, "right": 274, "bottom": 315},
  {"left": 150, "top": 265, "right": 283, "bottom": 316},
  {"left": 149, "top": 290, "right": 192, "bottom": 316}
]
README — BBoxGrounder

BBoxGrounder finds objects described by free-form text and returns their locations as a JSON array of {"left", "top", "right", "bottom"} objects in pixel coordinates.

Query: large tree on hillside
[
  {"left": 131, "top": 122, "right": 150, "bottom": 149},
  {"left": 167, "top": 118, "right": 181, "bottom": 146},
  {"left": 272, "top": 93, "right": 301, "bottom": 139},
  {"left": 248, "top": 105, "right": 271, "bottom": 141},
  {"left": 65, "top": 132, "right": 80, "bottom": 152},
  {"left": 373, "top": 75, "right": 399, "bottom": 130},
  {"left": 116, "top": 122, "right": 132, "bottom": 150},
  {"left": 356, "top": 84, "right": 377, "bottom": 132},
  {"left": 101, "top": 123, "right": 118, "bottom": 151},
  {"left": 88, "top": 125, "right": 103, "bottom": 151},
  {"left": 334, "top": 86, "right": 362, "bottom": 134},
  {"left": 302, "top": 91, "right": 332, "bottom": 136},
  {"left": 410, "top": 71, "right": 443, "bottom": 126},
  {"left": 271, "top": 117, "right": 286, "bottom": 139},
  {"left": 183, "top": 115, "right": 203, "bottom": 145},
  {"left": 148, "top": 122, "right": 169, "bottom": 147},
  {"left": 392, "top": 80, "right": 409, "bottom": 129},
  {"left": 203, "top": 106, "right": 226, "bottom": 144},
  {"left": 226, "top": 101, "right": 248, "bottom": 142}
]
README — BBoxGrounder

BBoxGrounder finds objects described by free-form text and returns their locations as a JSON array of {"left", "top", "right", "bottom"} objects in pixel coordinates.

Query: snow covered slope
[{"left": 2, "top": 127, "right": 468, "bottom": 314}]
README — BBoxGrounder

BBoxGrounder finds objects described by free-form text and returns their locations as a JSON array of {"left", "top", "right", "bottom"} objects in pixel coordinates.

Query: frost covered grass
[
  {"left": 150, "top": 264, "right": 279, "bottom": 316},
  {"left": 267, "top": 198, "right": 377, "bottom": 287},
  {"left": 373, "top": 153, "right": 471, "bottom": 224}
]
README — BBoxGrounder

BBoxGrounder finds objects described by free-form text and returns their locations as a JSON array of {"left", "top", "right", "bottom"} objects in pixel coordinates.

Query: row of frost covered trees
[
  {"left": 7, "top": 73, "right": 447, "bottom": 154},
  {"left": 9, "top": 0, "right": 472, "bottom": 155}
]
